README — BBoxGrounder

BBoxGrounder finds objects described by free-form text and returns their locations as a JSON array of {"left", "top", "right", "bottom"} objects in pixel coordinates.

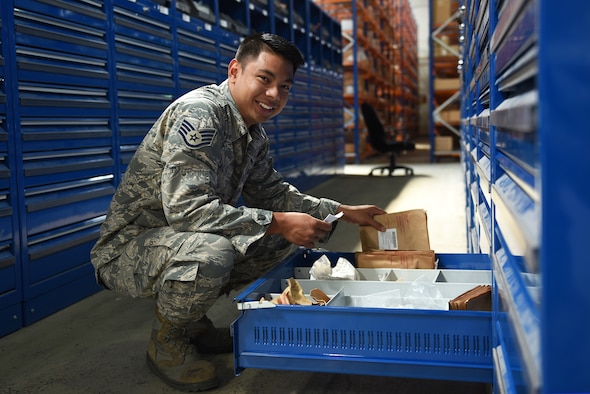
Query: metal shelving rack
[
  {"left": 0, "top": 0, "right": 343, "bottom": 337},
  {"left": 461, "top": 0, "right": 590, "bottom": 392},
  {"left": 429, "top": 0, "right": 462, "bottom": 161},
  {"left": 314, "top": 0, "right": 418, "bottom": 163}
]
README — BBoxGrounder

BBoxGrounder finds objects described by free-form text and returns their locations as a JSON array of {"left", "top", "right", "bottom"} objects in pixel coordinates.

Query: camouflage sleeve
[
  {"left": 160, "top": 100, "right": 272, "bottom": 255},
  {"left": 241, "top": 140, "right": 341, "bottom": 220}
]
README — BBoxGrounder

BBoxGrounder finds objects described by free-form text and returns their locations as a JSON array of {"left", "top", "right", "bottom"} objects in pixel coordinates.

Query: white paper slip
[
  {"left": 378, "top": 228, "right": 399, "bottom": 250},
  {"left": 324, "top": 211, "right": 344, "bottom": 224}
]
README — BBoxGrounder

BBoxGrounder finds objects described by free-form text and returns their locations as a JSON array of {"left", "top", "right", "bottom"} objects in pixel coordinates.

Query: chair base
[{"left": 368, "top": 165, "right": 414, "bottom": 177}]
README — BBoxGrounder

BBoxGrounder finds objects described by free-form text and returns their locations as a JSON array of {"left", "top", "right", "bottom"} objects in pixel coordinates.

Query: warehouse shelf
[
  {"left": 314, "top": 0, "right": 417, "bottom": 163},
  {"left": 461, "top": 0, "right": 590, "bottom": 392},
  {"left": 0, "top": 0, "right": 343, "bottom": 336},
  {"left": 429, "top": 0, "right": 462, "bottom": 161}
]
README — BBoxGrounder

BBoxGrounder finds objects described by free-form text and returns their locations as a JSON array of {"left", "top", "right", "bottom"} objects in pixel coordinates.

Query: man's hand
[
  {"left": 337, "top": 204, "right": 387, "bottom": 232},
  {"left": 267, "top": 212, "right": 333, "bottom": 248}
]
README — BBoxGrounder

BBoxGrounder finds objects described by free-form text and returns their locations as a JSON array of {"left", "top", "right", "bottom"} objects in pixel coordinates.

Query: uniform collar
[{"left": 220, "top": 80, "right": 262, "bottom": 143}]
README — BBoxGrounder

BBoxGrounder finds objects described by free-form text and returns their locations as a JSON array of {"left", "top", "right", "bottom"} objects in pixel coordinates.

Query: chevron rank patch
[{"left": 178, "top": 119, "right": 216, "bottom": 149}]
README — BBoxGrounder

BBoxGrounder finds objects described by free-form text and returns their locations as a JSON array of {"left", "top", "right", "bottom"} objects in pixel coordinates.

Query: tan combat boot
[
  {"left": 188, "top": 315, "right": 233, "bottom": 354},
  {"left": 146, "top": 310, "right": 219, "bottom": 392}
]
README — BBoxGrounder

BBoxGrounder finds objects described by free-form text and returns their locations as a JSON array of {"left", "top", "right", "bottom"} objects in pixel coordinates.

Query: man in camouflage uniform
[{"left": 90, "top": 32, "right": 386, "bottom": 392}]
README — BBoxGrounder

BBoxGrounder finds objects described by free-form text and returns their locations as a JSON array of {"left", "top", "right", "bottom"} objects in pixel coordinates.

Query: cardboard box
[
  {"left": 440, "top": 109, "right": 461, "bottom": 124},
  {"left": 433, "top": 0, "right": 453, "bottom": 24},
  {"left": 434, "top": 44, "right": 460, "bottom": 57},
  {"left": 434, "top": 78, "right": 460, "bottom": 91},
  {"left": 359, "top": 209, "right": 431, "bottom": 252},
  {"left": 434, "top": 135, "right": 454, "bottom": 151}
]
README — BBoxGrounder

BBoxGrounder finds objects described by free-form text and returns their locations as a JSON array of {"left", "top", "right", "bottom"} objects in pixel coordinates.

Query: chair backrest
[{"left": 361, "top": 102, "right": 388, "bottom": 151}]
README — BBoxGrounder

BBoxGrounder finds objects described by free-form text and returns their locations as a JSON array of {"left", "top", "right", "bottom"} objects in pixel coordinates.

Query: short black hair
[{"left": 235, "top": 32, "right": 305, "bottom": 73}]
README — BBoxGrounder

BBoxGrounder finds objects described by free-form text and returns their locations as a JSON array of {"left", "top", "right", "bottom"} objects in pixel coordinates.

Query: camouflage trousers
[{"left": 98, "top": 227, "right": 298, "bottom": 325}]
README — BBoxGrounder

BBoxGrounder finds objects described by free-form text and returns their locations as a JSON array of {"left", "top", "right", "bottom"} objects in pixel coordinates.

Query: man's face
[{"left": 228, "top": 50, "right": 294, "bottom": 128}]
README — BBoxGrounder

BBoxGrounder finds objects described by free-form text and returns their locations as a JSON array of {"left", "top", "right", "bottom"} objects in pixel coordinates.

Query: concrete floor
[{"left": 0, "top": 158, "right": 492, "bottom": 394}]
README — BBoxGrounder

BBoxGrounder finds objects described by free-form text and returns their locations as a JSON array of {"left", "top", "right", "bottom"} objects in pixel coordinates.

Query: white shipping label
[{"left": 378, "top": 228, "right": 399, "bottom": 250}]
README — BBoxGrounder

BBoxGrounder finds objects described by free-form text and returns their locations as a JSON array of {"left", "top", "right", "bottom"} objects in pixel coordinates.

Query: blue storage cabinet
[
  {"left": 0, "top": 1, "right": 23, "bottom": 337},
  {"left": 12, "top": 0, "right": 110, "bottom": 326},
  {"left": 461, "top": 0, "right": 590, "bottom": 392},
  {"left": 0, "top": 0, "right": 344, "bottom": 336}
]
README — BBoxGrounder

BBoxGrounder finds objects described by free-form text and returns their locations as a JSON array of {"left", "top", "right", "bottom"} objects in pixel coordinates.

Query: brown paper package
[
  {"left": 359, "top": 209, "right": 431, "bottom": 252},
  {"left": 356, "top": 249, "right": 436, "bottom": 269}
]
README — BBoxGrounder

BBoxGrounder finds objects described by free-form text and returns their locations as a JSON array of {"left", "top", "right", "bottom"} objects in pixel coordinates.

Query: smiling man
[{"left": 90, "top": 32, "right": 385, "bottom": 392}]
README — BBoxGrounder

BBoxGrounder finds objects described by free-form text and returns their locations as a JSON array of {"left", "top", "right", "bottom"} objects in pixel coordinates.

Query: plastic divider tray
[{"left": 232, "top": 249, "right": 493, "bottom": 383}]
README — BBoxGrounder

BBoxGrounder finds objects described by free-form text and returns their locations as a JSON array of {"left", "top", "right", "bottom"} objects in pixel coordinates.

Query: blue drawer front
[
  {"left": 0, "top": 302, "right": 23, "bottom": 337},
  {"left": 25, "top": 180, "right": 114, "bottom": 236},
  {"left": 23, "top": 149, "right": 113, "bottom": 188},
  {"left": 493, "top": 244, "right": 540, "bottom": 392},
  {"left": 492, "top": 0, "right": 536, "bottom": 78},
  {"left": 0, "top": 198, "right": 12, "bottom": 242},
  {"left": 23, "top": 264, "right": 100, "bottom": 326},
  {"left": 20, "top": 118, "right": 112, "bottom": 153},
  {"left": 26, "top": 220, "right": 101, "bottom": 284},
  {"left": 0, "top": 250, "right": 17, "bottom": 297},
  {"left": 0, "top": 247, "right": 22, "bottom": 337},
  {"left": 233, "top": 250, "right": 493, "bottom": 382}
]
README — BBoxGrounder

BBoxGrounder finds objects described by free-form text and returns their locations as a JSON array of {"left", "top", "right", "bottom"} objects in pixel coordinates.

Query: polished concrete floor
[{"left": 0, "top": 153, "right": 492, "bottom": 394}]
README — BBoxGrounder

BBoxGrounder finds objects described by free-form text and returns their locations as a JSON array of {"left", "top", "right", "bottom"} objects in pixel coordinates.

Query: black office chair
[{"left": 361, "top": 102, "right": 415, "bottom": 176}]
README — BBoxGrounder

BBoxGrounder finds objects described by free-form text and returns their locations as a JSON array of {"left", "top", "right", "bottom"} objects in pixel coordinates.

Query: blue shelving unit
[
  {"left": 12, "top": 0, "right": 112, "bottom": 327},
  {"left": 0, "top": 0, "right": 23, "bottom": 337},
  {"left": 461, "top": 0, "right": 590, "bottom": 392},
  {"left": 0, "top": 0, "right": 344, "bottom": 336}
]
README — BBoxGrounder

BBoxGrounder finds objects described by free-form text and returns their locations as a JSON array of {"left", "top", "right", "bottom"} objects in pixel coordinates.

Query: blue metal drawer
[
  {"left": 0, "top": 249, "right": 17, "bottom": 295},
  {"left": 116, "top": 90, "right": 172, "bottom": 120},
  {"left": 491, "top": 169, "right": 538, "bottom": 272},
  {"left": 493, "top": 318, "right": 525, "bottom": 394},
  {"left": 0, "top": 302, "right": 22, "bottom": 338},
  {"left": 493, "top": 246, "right": 540, "bottom": 392},
  {"left": 232, "top": 249, "right": 493, "bottom": 383},
  {"left": 22, "top": 148, "right": 113, "bottom": 187},
  {"left": 25, "top": 177, "right": 114, "bottom": 236},
  {"left": 491, "top": 90, "right": 537, "bottom": 175},
  {"left": 0, "top": 198, "right": 13, "bottom": 242},
  {"left": 20, "top": 118, "right": 112, "bottom": 153},
  {"left": 26, "top": 218, "right": 102, "bottom": 284},
  {"left": 14, "top": 5, "right": 108, "bottom": 60},
  {"left": 0, "top": 247, "right": 22, "bottom": 337},
  {"left": 491, "top": 0, "right": 536, "bottom": 78}
]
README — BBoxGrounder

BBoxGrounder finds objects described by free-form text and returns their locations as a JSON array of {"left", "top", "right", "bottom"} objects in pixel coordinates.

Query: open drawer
[{"left": 231, "top": 249, "right": 493, "bottom": 383}]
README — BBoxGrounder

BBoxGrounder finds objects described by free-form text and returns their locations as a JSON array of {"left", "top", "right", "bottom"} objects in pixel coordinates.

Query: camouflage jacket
[{"left": 90, "top": 80, "right": 341, "bottom": 270}]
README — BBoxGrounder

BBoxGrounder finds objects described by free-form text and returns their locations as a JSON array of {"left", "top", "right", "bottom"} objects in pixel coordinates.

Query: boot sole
[{"left": 146, "top": 353, "right": 220, "bottom": 392}]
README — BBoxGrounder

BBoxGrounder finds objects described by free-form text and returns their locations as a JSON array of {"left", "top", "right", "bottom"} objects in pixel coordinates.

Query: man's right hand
[{"left": 267, "top": 212, "right": 333, "bottom": 249}]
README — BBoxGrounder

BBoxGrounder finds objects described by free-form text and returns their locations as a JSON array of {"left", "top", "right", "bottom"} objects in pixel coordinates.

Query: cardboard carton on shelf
[
  {"left": 434, "top": 44, "right": 460, "bottom": 57},
  {"left": 440, "top": 109, "right": 461, "bottom": 124},
  {"left": 434, "top": 78, "right": 460, "bottom": 91},
  {"left": 434, "top": 135, "right": 454, "bottom": 151},
  {"left": 433, "top": 0, "right": 456, "bottom": 25}
]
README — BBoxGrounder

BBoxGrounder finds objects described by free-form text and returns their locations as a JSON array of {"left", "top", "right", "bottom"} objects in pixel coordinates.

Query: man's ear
[{"left": 228, "top": 58, "right": 239, "bottom": 81}]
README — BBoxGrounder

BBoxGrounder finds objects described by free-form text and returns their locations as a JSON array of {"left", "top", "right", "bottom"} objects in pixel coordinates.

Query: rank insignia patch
[{"left": 178, "top": 119, "right": 216, "bottom": 149}]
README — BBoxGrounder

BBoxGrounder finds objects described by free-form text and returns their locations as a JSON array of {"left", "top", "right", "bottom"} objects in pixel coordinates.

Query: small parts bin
[{"left": 231, "top": 249, "right": 494, "bottom": 383}]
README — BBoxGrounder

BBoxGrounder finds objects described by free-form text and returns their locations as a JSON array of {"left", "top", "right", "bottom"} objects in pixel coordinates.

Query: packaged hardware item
[
  {"left": 356, "top": 249, "right": 436, "bottom": 269},
  {"left": 359, "top": 209, "right": 431, "bottom": 251},
  {"left": 449, "top": 284, "right": 492, "bottom": 311}
]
